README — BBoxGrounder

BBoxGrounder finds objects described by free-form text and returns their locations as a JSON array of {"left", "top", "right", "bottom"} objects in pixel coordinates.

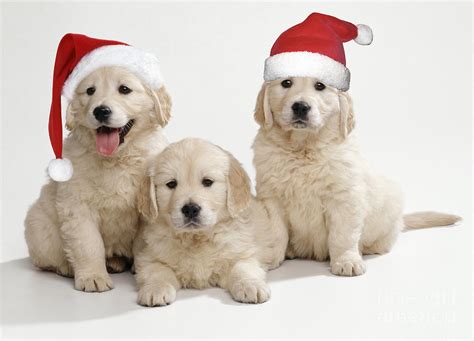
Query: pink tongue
[{"left": 96, "top": 129, "right": 120, "bottom": 156}]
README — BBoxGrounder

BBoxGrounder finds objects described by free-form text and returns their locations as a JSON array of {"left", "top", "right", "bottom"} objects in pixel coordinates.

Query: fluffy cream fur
[
  {"left": 252, "top": 77, "right": 461, "bottom": 276},
  {"left": 24, "top": 66, "right": 171, "bottom": 291},
  {"left": 133, "top": 138, "right": 288, "bottom": 306}
]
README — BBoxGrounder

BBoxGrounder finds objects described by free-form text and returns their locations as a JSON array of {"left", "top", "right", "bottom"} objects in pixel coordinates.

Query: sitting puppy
[
  {"left": 134, "top": 138, "right": 288, "bottom": 306},
  {"left": 252, "top": 13, "right": 460, "bottom": 277},
  {"left": 253, "top": 77, "right": 460, "bottom": 276},
  {"left": 25, "top": 62, "right": 171, "bottom": 291}
]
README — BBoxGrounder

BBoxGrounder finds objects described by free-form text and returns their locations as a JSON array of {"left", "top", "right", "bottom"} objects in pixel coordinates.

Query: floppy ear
[
  {"left": 338, "top": 91, "right": 355, "bottom": 139},
  {"left": 65, "top": 102, "right": 77, "bottom": 131},
  {"left": 254, "top": 83, "right": 273, "bottom": 129},
  {"left": 226, "top": 154, "right": 252, "bottom": 218},
  {"left": 137, "top": 174, "right": 159, "bottom": 221},
  {"left": 149, "top": 86, "right": 172, "bottom": 127}
]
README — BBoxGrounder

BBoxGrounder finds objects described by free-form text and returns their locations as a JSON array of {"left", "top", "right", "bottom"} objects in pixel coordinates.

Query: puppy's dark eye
[
  {"left": 118, "top": 85, "right": 132, "bottom": 94},
  {"left": 315, "top": 82, "right": 326, "bottom": 91},
  {"left": 86, "top": 87, "right": 96, "bottom": 96},
  {"left": 166, "top": 180, "right": 177, "bottom": 189},
  {"left": 281, "top": 79, "right": 293, "bottom": 88},
  {"left": 202, "top": 178, "right": 214, "bottom": 187}
]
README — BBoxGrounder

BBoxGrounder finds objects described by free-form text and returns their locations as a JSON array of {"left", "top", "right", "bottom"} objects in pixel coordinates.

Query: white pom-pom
[
  {"left": 48, "top": 158, "right": 73, "bottom": 182},
  {"left": 354, "top": 24, "right": 373, "bottom": 45}
]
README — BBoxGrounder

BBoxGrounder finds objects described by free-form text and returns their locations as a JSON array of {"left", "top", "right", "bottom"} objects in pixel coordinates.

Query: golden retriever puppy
[
  {"left": 252, "top": 77, "right": 460, "bottom": 276},
  {"left": 24, "top": 66, "right": 171, "bottom": 291},
  {"left": 134, "top": 138, "right": 288, "bottom": 306}
]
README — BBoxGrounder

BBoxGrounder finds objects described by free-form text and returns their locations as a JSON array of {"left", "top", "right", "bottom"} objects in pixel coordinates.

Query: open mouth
[
  {"left": 292, "top": 120, "right": 308, "bottom": 129},
  {"left": 95, "top": 119, "right": 135, "bottom": 156}
]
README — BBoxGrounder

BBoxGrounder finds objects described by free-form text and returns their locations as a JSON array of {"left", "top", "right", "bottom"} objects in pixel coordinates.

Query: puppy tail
[{"left": 403, "top": 211, "right": 462, "bottom": 229}]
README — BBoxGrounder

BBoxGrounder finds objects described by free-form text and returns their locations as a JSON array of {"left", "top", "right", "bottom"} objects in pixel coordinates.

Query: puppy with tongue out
[{"left": 24, "top": 34, "right": 172, "bottom": 293}]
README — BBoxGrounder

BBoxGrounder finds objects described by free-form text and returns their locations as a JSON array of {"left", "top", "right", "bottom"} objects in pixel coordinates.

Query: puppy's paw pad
[
  {"left": 138, "top": 284, "right": 176, "bottom": 307},
  {"left": 331, "top": 258, "right": 366, "bottom": 276},
  {"left": 230, "top": 280, "right": 271, "bottom": 304},
  {"left": 75, "top": 273, "right": 114, "bottom": 292}
]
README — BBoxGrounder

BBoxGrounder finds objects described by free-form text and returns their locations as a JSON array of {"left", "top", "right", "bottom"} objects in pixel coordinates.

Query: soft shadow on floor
[
  {"left": 1, "top": 258, "right": 141, "bottom": 325},
  {"left": 267, "top": 258, "right": 331, "bottom": 282},
  {"left": 0, "top": 257, "right": 335, "bottom": 325}
]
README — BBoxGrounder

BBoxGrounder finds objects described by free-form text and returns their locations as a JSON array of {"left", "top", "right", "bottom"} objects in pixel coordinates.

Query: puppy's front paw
[
  {"left": 330, "top": 256, "right": 366, "bottom": 276},
  {"left": 229, "top": 280, "right": 271, "bottom": 304},
  {"left": 75, "top": 273, "right": 114, "bottom": 292},
  {"left": 137, "top": 284, "right": 176, "bottom": 307}
]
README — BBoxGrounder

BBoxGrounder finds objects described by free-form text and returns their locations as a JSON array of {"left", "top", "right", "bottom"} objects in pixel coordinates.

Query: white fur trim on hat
[
  {"left": 62, "top": 45, "right": 164, "bottom": 101},
  {"left": 354, "top": 24, "right": 373, "bottom": 45},
  {"left": 264, "top": 52, "right": 351, "bottom": 91},
  {"left": 48, "top": 158, "right": 73, "bottom": 182}
]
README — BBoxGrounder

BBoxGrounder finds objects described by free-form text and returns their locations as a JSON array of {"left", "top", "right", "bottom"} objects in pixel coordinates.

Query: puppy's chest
[
  {"left": 262, "top": 148, "right": 329, "bottom": 202},
  {"left": 82, "top": 164, "right": 143, "bottom": 210},
  {"left": 258, "top": 147, "right": 330, "bottom": 229},
  {"left": 165, "top": 242, "right": 235, "bottom": 289}
]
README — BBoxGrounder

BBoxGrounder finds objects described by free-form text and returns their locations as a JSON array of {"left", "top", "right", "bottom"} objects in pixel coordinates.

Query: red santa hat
[
  {"left": 47, "top": 33, "right": 164, "bottom": 182},
  {"left": 264, "top": 12, "right": 373, "bottom": 91}
]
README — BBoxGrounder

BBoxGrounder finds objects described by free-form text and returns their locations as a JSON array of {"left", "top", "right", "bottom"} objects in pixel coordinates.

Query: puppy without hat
[{"left": 134, "top": 138, "right": 288, "bottom": 306}]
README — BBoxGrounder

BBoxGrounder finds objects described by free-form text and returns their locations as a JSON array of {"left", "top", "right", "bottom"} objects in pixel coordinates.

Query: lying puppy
[
  {"left": 25, "top": 66, "right": 171, "bottom": 291},
  {"left": 134, "top": 138, "right": 288, "bottom": 306},
  {"left": 252, "top": 77, "right": 460, "bottom": 276}
]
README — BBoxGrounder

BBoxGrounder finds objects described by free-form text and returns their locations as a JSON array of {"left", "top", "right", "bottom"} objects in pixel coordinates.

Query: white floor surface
[{"left": 1, "top": 220, "right": 471, "bottom": 339}]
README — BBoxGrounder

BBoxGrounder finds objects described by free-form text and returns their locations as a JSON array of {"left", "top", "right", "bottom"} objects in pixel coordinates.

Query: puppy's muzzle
[
  {"left": 181, "top": 202, "right": 201, "bottom": 221},
  {"left": 93, "top": 105, "right": 112, "bottom": 123}
]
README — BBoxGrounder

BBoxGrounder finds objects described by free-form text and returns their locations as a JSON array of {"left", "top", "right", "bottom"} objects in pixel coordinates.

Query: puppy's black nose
[
  {"left": 291, "top": 101, "right": 311, "bottom": 119},
  {"left": 93, "top": 105, "right": 112, "bottom": 123},
  {"left": 181, "top": 203, "right": 201, "bottom": 219}
]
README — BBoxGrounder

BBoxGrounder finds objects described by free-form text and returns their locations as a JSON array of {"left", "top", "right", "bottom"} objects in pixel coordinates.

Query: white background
[{"left": 1, "top": 1, "right": 472, "bottom": 339}]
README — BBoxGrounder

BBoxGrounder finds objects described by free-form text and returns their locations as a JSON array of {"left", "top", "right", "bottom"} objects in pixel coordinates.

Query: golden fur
[
  {"left": 252, "top": 77, "right": 460, "bottom": 276},
  {"left": 133, "top": 138, "right": 288, "bottom": 306},
  {"left": 24, "top": 66, "right": 171, "bottom": 291}
]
